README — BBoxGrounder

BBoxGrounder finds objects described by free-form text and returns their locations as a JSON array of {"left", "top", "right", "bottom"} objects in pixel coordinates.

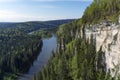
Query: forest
[
  {"left": 0, "top": 27, "right": 43, "bottom": 80},
  {"left": 0, "top": 19, "right": 73, "bottom": 80},
  {"left": 1, "top": 0, "right": 120, "bottom": 79},
  {"left": 0, "top": 19, "right": 74, "bottom": 32},
  {"left": 33, "top": 0, "right": 120, "bottom": 80},
  {"left": 33, "top": 19, "right": 112, "bottom": 80},
  {"left": 82, "top": 0, "right": 120, "bottom": 24}
]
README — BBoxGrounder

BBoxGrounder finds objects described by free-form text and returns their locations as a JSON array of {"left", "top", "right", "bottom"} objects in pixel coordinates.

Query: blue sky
[{"left": 0, "top": 0, "right": 93, "bottom": 22}]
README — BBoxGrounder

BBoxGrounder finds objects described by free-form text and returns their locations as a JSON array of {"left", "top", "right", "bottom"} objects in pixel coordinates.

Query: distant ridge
[{"left": 0, "top": 19, "right": 75, "bottom": 28}]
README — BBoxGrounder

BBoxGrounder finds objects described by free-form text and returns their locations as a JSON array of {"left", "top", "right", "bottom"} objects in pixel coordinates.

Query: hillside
[
  {"left": 0, "top": 19, "right": 74, "bottom": 33},
  {"left": 0, "top": 19, "right": 74, "bottom": 80},
  {"left": 82, "top": 0, "right": 120, "bottom": 24},
  {"left": 33, "top": 0, "right": 120, "bottom": 80}
]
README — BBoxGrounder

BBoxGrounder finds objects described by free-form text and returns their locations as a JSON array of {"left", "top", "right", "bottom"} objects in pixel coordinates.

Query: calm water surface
[{"left": 18, "top": 35, "right": 57, "bottom": 80}]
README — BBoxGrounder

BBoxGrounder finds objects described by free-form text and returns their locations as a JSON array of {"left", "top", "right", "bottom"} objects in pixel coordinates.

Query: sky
[{"left": 0, "top": 0, "right": 93, "bottom": 22}]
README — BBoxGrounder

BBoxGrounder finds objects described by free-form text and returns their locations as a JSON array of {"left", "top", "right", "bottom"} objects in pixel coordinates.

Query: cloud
[
  {"left": 0, "top": 10, "right": 46, "bottom": 22},
  {"left": 0, "top": 10, "right": 26, "bottom": 19},
  {"left": 34, "top": 0, "right": 93, "bottom": 2},
  {"left": 0, "top": 10, "right": 74, "bottom": 22},
  {"left": 0, "top": 10, "right": 77, "bottom": 22},
  {"left": 0, "top": 0, "right": 17, "bottom": 2},
  {"left": 37, "top": 5, "right": 57, "bottom": 8}
]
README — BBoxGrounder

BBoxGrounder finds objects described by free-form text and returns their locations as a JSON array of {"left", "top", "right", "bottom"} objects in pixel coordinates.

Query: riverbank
[{"left": 18, "top": 35, "right": 57, "bottom": 80}]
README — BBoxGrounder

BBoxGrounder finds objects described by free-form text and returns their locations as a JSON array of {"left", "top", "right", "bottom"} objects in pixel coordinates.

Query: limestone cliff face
[{"left": 85, "top": 22, "right": 120, "bottom": 77}]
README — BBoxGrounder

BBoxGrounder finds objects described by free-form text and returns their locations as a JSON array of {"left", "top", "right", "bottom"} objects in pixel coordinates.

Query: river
[{"left": 18, "top": 35, "right": 57, "bottom": 80}]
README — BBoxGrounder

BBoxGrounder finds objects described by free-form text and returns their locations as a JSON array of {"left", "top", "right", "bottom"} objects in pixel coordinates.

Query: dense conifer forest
[
  {"left": 1, "top": 0, "right": 120, "bottom": 79},
  {"left": 82, "top": 0, "right": 120, "bottom": 24},
  {"left": 33, "top": 0, "right": 120, "bottom": 80},
  {"left": 0, "top": 20, "right": 73, "bottom": 79},
  {"left": 0, "top": 27, "right": 43, "bottom": 80}
]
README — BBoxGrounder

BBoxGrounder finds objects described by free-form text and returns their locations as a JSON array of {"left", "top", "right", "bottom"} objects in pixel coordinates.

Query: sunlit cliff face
[{"left": 84, "top": 16, "right": 120, "bottom": 77}]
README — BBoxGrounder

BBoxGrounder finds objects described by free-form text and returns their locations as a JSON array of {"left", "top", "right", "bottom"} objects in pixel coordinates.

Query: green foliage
[
  {"left": 31, "top": 29, "right": 52, "bottom": 38},
  {"left": 33, "top": 36, "right": 112, "bottom": 80},
  {"left": 82, "top": 0, "right": 120, "bottom": 24},
  {"left": 57, "top": 19, "right": 82, "bottom": 44},
  {"left": 1, "top": 0, "right": 119, "bottom": 79},
  {"left": 0, "top": 27, "right": 43, "bottom": 79},
  {"left": 0, "top": 19, "right": 74, "bottom": 79},
  {"left": 32, "top": 0, "right": 120, "bottom": 80},
  {"left": 0, "top": 19, "right": 74, "bottom": 33}
]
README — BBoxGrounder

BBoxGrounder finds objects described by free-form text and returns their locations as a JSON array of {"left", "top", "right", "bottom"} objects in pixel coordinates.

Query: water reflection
[{"left": 18, "top": 35, "right": 57, "bottom": 80}]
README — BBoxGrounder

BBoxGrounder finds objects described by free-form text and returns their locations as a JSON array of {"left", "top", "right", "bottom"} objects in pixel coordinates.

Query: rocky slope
[{"left": 85, "top": 16, "right": 120, "bottom": 77}]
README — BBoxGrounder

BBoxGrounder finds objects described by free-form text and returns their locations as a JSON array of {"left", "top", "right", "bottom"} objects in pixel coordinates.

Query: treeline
[
  {"left": 0, "top": 19, "right": 74, "bottom": 80},
  {"left": 0, "top": 27, "right": 43, "bottom": 80},
  {"left": 82, "top": 0, "right": 120, "bottom": 24},
  {"left": 33, "top": 30, "right": 111, "bottom": 80},
  {"left": 0, "top": 19, "right": 74, "bottom": 33},
  {"left": 33, "top": 0, "right": 120, "bottom": 80}
]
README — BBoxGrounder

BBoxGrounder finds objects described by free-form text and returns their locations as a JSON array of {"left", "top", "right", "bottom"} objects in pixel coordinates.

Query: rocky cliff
[{"left": 84, "top": 17, "right": 120, "bottom": 77}]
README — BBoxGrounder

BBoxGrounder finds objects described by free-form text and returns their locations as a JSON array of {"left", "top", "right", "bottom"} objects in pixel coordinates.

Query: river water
[{"left": 18, "top": 35, "right": 57, "bottom": 80}]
